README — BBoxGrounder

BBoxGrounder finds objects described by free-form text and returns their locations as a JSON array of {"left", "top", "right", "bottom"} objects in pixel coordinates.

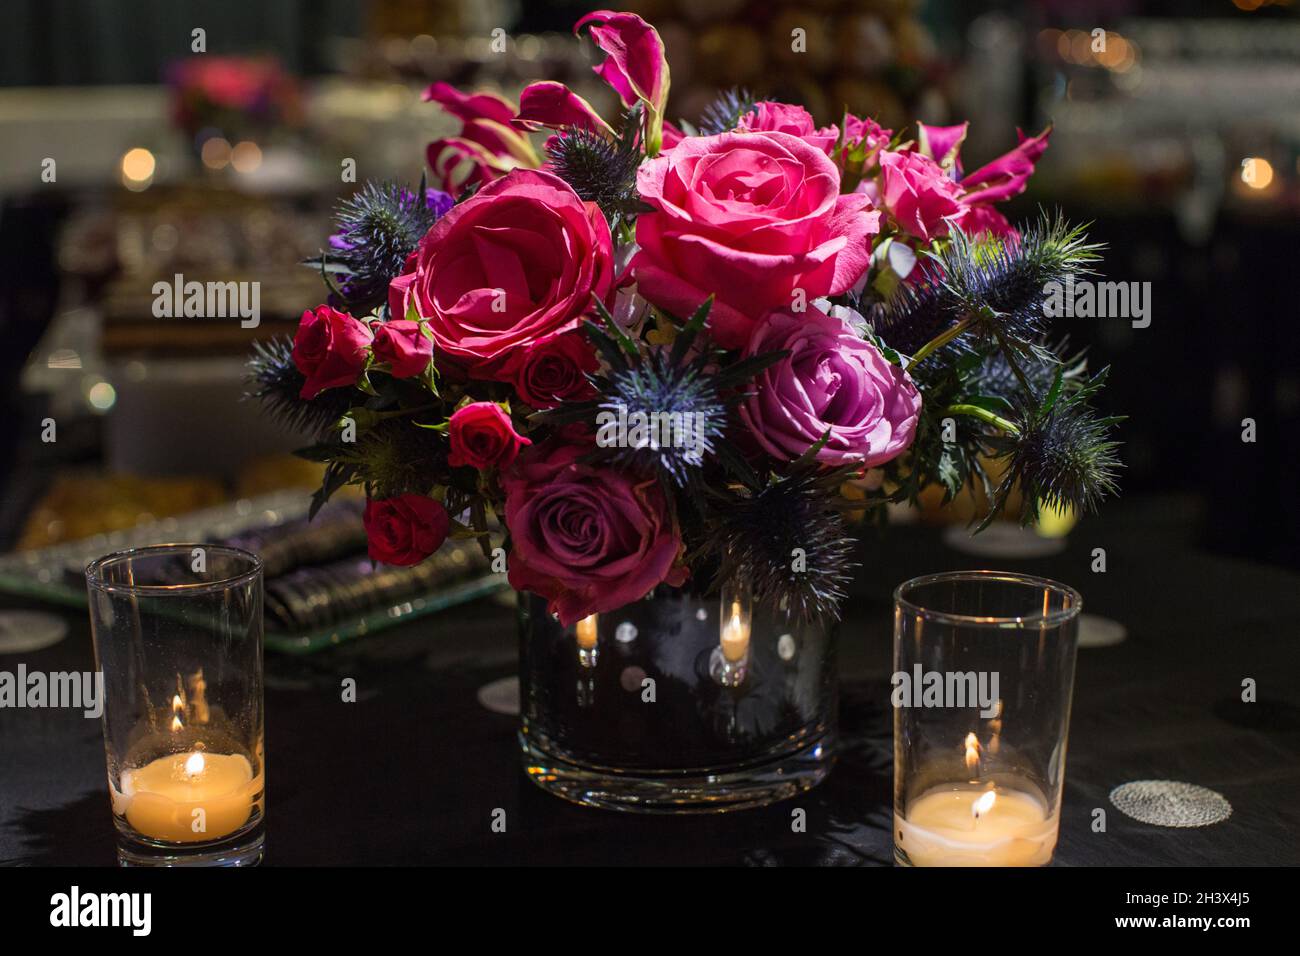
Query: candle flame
[
  {"left": 964, "top": 732, "right": 981, "bottom": 772},
  {"left": 575, "top": 613, "right": 598, "bottom": 649},
  {"left": 720, "top": 599, "right": 750, "bottom": 662},
  {"left": 972, "top": 789, "right": 997, "bottom": 819},
  {"left": 184, "top": 751, "right": 205, "bottom": 776}
]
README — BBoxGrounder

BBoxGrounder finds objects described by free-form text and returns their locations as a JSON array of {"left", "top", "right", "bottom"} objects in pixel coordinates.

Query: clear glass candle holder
[
  {"left": 892, "top": 571, "right": 1081, "bottom": 867},
  {"left": 86, "top": 545, "right": 266, "bottom": 866}
]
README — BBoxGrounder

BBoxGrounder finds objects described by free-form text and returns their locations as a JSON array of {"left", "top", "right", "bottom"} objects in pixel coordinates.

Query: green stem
[
  {"left": 944, "top": 404, "right": 1021, "bottom": 435},
  {"left": 908, "top": 314, "right": 976, "bottom": 367},
  {"left": 992, "top": 330, "right": 1037, "bottom": 398}
]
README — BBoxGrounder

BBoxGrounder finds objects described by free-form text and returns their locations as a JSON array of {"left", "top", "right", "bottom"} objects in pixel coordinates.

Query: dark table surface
[{"left": 3, "top": 495, "right": 1299, "bottom": 866}]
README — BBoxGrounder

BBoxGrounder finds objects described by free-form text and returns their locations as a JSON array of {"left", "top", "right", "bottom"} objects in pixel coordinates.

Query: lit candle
[
  {"left": 574, "top": 613, "right": 599, "bottom": 670},
  {"left": 720, "top": 599, "right": 750, "bottom": 662},
  {"left": 116, "top": 749, "right": 259, "bottom": 844},
  {"left": 896, "top": 783, "right": 1058, "bottom": 866},
  {"left": 575, "top": 614, "right": 598, "bottom": 649}
]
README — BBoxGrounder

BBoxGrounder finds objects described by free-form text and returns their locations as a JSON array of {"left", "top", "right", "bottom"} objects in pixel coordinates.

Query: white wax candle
[
  {"left": 115, "top": 751, "right": 259, "bottom": 843},
  {"left": 896, "top": 784, "right": 1058, "bottom": 867}
]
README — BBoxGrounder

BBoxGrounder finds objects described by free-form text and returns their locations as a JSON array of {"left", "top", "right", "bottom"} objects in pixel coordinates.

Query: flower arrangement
[
  {"left": 168, "top": 55, "right": 302, "bottom": 142},
  {"left": 251, "top": 10, "right": 1120, "bottom": 628}
]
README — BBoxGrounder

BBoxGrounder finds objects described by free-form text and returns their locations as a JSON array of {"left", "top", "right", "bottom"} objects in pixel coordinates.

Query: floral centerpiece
[
  {"left": 168, "top": 55, "right": 302, "bottom": 147},
  {"left": 251, "top": 10, "right": 1120, "bottom": 811}
]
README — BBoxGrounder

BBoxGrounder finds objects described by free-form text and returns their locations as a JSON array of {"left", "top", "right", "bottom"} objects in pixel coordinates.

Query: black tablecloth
[{"left": 3, "top": 496, "right": 1299, "bottom": 866}]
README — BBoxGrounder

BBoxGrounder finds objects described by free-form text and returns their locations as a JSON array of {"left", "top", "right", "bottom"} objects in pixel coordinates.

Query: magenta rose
[
  {"left": 739, "top": 306, "right": 922, "bottom": 467},
  {"left": 633, "top": 131, "right": 879, "bottom": 349},
  {"left": 447, "top": 402, "right": 531, "bottom": 470},
  {"left": 389, "top": 169, "right": 614, "bottom": 377},
  {"left": 738, "top": 101, "right": 838, "bottom": 153},
  {"left": 291, "top": 304, "right": 372, "bottom": 399},
  {"left": 878, "top": 148, "right": 968, "bottom": 243},
  {"left": 370, "top": 319, "right": 431, "bottom": 379},
  {"left": 363, "top": 494, "right": 450, "bottom": 566},
  {"left": 505, "top": 332, "right": 598, "bottom": 409},
  {"left": 503, "top": 440, "right": 686, "bottom": 625}
]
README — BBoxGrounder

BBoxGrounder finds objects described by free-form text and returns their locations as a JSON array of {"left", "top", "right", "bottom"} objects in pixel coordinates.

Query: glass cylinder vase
[
  {"left": 86, "top": 544, "right": 266, "bottom": 866},
  {"left": 892, "top": 571, "right": 1081, "bottom": 866},
  {"left": 518, "top": 585, "right": 837, "bottom": 812}
]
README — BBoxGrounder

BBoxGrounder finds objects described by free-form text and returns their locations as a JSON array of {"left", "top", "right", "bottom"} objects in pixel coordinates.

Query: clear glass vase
[{"left": 518, "top": 585, "right": 838, "bottom": 812}]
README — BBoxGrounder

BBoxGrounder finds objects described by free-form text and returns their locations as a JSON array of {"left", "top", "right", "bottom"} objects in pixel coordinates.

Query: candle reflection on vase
[{"left": 710, "top": 580, "right": 751, "bottom": 688}]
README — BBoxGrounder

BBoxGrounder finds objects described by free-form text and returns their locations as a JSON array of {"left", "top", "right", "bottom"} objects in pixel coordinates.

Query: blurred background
[{"left": 1, "top": 0, "right": 1297, "bottom": 640}]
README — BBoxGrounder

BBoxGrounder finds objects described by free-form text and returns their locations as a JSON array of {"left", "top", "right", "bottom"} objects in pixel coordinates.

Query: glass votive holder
[
  {"left": 892, "top": 571, "right": 1081, "bottom": 867},
  {"left": 86, "top": 545, "right": 266, "bottom": 867}
]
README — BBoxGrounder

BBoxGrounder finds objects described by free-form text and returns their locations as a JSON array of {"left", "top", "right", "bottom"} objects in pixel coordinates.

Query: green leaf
[
  {"left": 590, "top": 297, "right": 640, "bottom": 357},
  {"left": 670, "top": 295, "right": 713, "bottom": 366}
]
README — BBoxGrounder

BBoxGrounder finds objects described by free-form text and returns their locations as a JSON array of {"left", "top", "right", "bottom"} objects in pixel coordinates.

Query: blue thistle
[
  {"left": 698, "top": 88, "right": 756, "bottom": 135},
  {"left": 311, "top": 178, "right": 452, "bottom": 314}
]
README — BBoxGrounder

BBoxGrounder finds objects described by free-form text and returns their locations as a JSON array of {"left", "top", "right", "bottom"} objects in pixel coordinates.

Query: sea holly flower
[{"left": 575, "top": 10, "right": 670, "bottom": 155}]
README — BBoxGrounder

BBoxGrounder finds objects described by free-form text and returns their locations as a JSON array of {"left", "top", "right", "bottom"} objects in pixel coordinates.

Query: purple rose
[
  {"left": 503, "top": 439, "right": 686, "bottom": 625},
  {"left": 739, "top": 306, "right": 922, "bottom": 467}
]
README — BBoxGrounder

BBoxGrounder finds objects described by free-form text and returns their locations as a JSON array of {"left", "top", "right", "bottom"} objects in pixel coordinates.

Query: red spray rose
[
  {"left": 447, "top": 402, "right": 531, "bottom": 470},
  {"left": 503, "top": 440, "right": 686, "bottom": 625},
  {"left": 363, "top": 494, "right": 450, "bottom": 566},
  {"left": 505, "top": 332, "right": 598, "bottom": 409},
  {"left": 371, "top": 319, "right": 432, "bottom": 379},
  {"left": 291, "top": 304, "right": 372, "bottom": 399},
  {"left": 389, "top": 169, "right": 614, "bottom": 377}
]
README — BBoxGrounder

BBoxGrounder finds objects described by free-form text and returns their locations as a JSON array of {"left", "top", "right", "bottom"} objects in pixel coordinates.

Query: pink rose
[
  {"left": 739, "top": 306, "right": 921, "bottom": 467},
  {"left": 370, "top": 319, "right": 431, "bottom": 379},
  {"left": 389, "top": 169, "right": 614, "bottom": 377},
  {"left": 447, "top": 402, "right": 531, "bottom": 470},
  {"left": 363, "top": 494, "right": 450, "bottom": 566},
  {"left": 505, "top": 332, "right": 598, "bottom": 409},
  {"left": 503, "top": 440, "right": 686, "bottom": 625},
  {"left": 738, "top": 101, "right": 838, "bottom": 153},
  {"left": 632, "top": 131, "right": 879, "bottom": 349},
  {"left": 291, "top": 304, "right": 372, "bottom": 399},
  {"left": 843, "top": 113, "right": 892, "bottom": 154},
  {"left": 878, "top": 149, "right": 968, "bottom": 243}
]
